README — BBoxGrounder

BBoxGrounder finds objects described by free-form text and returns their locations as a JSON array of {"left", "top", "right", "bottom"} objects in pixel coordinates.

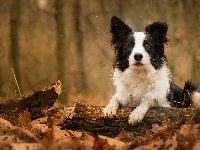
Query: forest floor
[
  {"left": 1, "top": 80, "right": 200, "bottom": 150},
  {"left": 1, "top": 104, "right": 200, "bottom": 150}
]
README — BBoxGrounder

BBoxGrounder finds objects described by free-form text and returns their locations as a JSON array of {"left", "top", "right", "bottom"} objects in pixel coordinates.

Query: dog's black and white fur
[{"left": 103, "top": 16, "right": 200, "bottom": 125}]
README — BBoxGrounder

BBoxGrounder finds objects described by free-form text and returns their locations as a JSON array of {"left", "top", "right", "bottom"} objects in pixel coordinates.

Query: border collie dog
[{"left": 103, "top": 16, "right": 200, "bottom": 125}]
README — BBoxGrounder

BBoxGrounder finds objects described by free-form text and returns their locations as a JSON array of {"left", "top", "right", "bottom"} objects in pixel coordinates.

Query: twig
[{"left": 12, "top": 68, "right": 22, "bottom": 97}]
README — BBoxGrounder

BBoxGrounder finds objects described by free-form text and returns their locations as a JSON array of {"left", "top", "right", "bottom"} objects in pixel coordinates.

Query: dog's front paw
[
  {"left": 103, "top": 105, "right": 118, "bottom": 117},
  {"left": 128, "top": 111, "right": 145, "bottom": 125}
]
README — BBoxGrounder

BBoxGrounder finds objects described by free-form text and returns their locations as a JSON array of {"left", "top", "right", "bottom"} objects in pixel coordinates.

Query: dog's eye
[
  {"left": 127, "top": 44, "right": 133, "bottom": 49},
  {"left": 144, "top": 44, "right": 151, "bottom": 49}
]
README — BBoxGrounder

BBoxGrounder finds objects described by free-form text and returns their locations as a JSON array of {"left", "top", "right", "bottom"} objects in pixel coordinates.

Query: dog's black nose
[{"left": 134, "top": 53, "right": 143, "bottom": 61}]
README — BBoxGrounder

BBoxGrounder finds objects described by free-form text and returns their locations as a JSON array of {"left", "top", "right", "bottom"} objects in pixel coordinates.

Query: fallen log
[
  {"left": 0, "top": 80, "right": 62, "bottom": 123},
  {"left": 63, "top": 102, "right": 200, "bottom": 137}
]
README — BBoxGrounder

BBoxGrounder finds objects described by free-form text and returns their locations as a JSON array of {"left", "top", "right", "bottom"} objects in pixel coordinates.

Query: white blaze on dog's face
[{"left": 128, "top": 32, "right": 151, "bottom": 69}]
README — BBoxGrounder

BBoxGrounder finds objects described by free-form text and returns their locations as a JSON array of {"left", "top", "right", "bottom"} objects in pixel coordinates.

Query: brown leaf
[
  {"left": 151, "top": 118, "right": 171, "bottom": 134},
  {"left": 93, "top": 135, "right": 130, "bottom": 150},
  {"left": 133, "top": 139, "right": 164, "bottom": 150},
  {"left": 193, "top": 140, "right": 200, "bottom": 150},
  {"left": 0, "top": 135, "right": 16, "bottom": 149},
  {"left": 115, "top": 129, "right": 133, "bottom": 143},
  {"left": 0, "top": 117, "right": 39, "bottom": 142},
  {"left": 58, "top": 136, "right": 83, "bottom": 150},
  {"left": 151, "top": 123, "right": 168, "bottom": 134},
  {"left": 57, "top": 130, "right": 94, "bottom": 150},
  {"left": 176, "top": 124, "right": 200, "bottom": 149},
  {"left": 47, "top": 116, "right": 54, "bottom": 128},
  {"left": 11, "top": 143, "right": 42, "bottom": 150},
  {"left": 0, "top": 117, "right": 14, "bottom": 132},
  {"left": 18, "top": 108, "right": 31, "bottom": 127},
  {"left": 163, "top": 133, "right": 177, "bottom": 149},
  {"left": 42, "top": 128, "right": 58, "bottom": 150},
  {"left": 31, "top": 119, "right": 48, "bottom": 134}
]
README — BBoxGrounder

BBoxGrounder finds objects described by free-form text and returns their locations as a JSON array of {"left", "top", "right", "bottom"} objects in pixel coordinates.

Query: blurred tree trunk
[
  {"left": 167, "top": 0, "right": 182, "bottom": 77},
  {"left": 73, "top": 0, "right": 87, "bottom": 93},
  {"left": 117, "top": 1, "right": 124, "bottom": 18},
  {"left": 182, "top": 0, "right": 200, "bottom": 84},
  {"left": 109, "top": 1, "right": 124, "bottom": 18},
  {"left": 0, "top": 69, "right": 5, "bottom": 96},
  {"left": 9, "top": 0, "right": 23, "bottom": 94},
  {"left": 54, "top": 0, "right": 68, "bottom": 103}
]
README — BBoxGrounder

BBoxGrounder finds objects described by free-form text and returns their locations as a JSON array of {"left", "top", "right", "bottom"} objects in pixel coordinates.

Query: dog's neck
[{"left": 112, "top": 64, "right": 171, "bottom": 86}]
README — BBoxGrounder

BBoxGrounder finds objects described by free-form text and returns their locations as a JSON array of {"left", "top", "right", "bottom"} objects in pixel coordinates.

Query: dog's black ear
[
  {"left": 110, "top": 16, "right": 132, "bottom": 45},
  {"left": 145, "top": 22, "right": 168, "bottom": 43}
]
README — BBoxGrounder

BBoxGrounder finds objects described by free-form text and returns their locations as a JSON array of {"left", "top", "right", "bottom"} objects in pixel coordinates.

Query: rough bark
[
  {"left": 63, "top": 102, "right": 200, "bottom": 137},
  {"left": 0, "top": 80, "right": 62, "bottom": 124}
]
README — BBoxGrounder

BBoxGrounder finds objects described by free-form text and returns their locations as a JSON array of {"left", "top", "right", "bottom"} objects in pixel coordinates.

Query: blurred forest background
[{"left": 0, "top": 0, "right": 199, "bottom": 105}]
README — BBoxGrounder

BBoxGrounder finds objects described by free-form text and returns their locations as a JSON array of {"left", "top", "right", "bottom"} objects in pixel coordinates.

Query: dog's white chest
[{"left": 112, "top": 66, "right": 170, "bottom": 107}]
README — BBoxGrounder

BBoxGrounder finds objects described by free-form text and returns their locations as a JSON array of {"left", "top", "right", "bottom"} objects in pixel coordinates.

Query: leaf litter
[{"left": 0, "top": 107, "right": 200, "bottom": 150}]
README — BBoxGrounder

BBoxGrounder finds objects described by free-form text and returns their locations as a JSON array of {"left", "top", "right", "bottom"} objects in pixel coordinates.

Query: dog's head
[{"left": 111, "top": 16, "right": 168, "bottom": 72}]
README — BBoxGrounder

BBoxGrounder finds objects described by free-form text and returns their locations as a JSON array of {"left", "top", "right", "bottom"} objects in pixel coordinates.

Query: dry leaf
[
  {"left": 0, "top": 135, "right": 16, "bottom": 149},
  {"left": 193, "top": 140, "right": 200, "bottom": 150},
  {"left": 115, "top": 129, "right": 133, "bottom": 143},
  {"left": 151, "top": 123, "right": 168, "bottom": 134},
  {"left": 0, "top": 117, "right": 14, "bottom": 132},
  {"left": 176, "top": 124, "right": 199, "bottom": 149},
  {"left": 93, "top": 135, "right": 131, "bottom": 150},
  {"left": 11, "top": 143, "right": 42, "bottom": 150},
  {"left": 42, "top": 128, "right": 56, "bottom": 150},
  {"left": 18, "top": 108, "right": 31, "bottom": 127}
]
